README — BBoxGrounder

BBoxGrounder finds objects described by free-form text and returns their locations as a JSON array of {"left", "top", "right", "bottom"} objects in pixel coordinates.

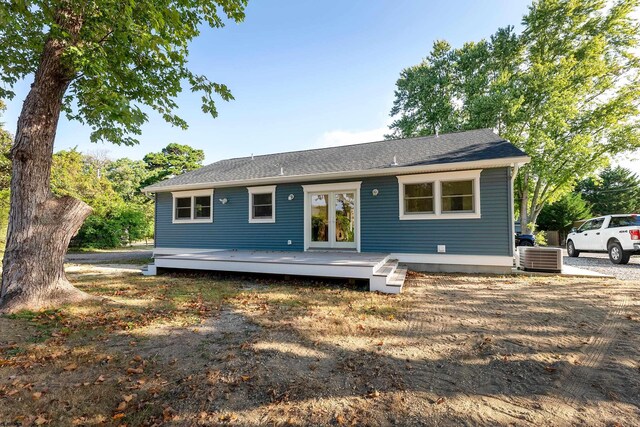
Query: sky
[{"left": 2, "top": 0, "right": 639, "bottom": 173}]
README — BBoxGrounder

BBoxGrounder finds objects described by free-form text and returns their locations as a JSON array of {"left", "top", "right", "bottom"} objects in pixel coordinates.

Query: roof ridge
[{"left": 215, "top": 128, "right": 497, "bottom": 163}]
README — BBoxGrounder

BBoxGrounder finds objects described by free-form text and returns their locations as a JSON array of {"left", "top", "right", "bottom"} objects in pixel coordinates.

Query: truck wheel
[
  {"left": 567, "top": 240, "right": 580, "bottom": 257},
  {"left": 608, "top": 242, "right": 630, "bottom": 265}
]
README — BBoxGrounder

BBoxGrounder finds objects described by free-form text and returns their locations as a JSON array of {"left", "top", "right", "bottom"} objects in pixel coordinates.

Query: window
[
  {"left": 175, "top": 197, "right": 192, "bottom": 219},
  {"left": 194, "top": 196, "right": 211, "bottom": 219},
  {"left": 608, "top": 215, "right": 640, "bottom": 228},
  {"left": 171, "top": 190, "right": 213, "bottom": 223},
  {"left": 580, "top": 218, "right": 604, "bottom": 231},
  {"left": 441, "top": 180, "right": 474, "bottom": 212},
  {"left": 247, "top": 185, "right": 276, "bottom": 223},
  {"left": 404, "top": 183, "right": 434, "bottom": 214},
  {"left": 397, "top": 170, "right": 481, "bottom": 220}
]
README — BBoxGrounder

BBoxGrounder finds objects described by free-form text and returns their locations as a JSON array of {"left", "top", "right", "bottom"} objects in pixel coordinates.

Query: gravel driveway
[
  {"left": 65, "top": 248, "right": 153, "bottom": 264},
  {"left": 562, "top": 249, "right": 640, "bottom": 280}
]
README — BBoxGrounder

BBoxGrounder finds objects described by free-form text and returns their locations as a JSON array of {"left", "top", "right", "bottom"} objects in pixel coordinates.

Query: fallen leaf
[
  {"left": 436, "top": 397, "right": 445, "bottom": 405},
  {"left": 127, "top": 367, "right": 143, "bottom": 375},
  {"left": 34, "top": 416, "right": 47, "bottom": 425},
  {"left": 336, "top": 414, "right": 346, "bottom": 425},
  {"left": 32, "top": 391, "right": 42, "bottom": 400},
  {"left": 116, "top": 401, "right": 127, "bottom": 411},
  {"left": 123, "top": 394, "right": 134, "bottom": 402},
  {"left": 163, "top": 407, "right": 175, "bottom": 421},
  {"left": 95, "top": 375, "right": 106, "bottom": 383},
  {"left": 63, "top": 363, "right": 78, "bottom": 371},
  {"left": 112, "top": 413, "right": 125, "bottom": 420},
  {"left": 240, "top": 375, "right": 251, "bottom": 382}
]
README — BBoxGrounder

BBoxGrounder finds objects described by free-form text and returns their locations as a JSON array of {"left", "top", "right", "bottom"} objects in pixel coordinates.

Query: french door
[{"left": 306, "top": 188, "right": 358, "bottom": 250}]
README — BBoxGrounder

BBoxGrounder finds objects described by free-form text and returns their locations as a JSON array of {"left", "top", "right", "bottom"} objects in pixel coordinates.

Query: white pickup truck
[{"left": 566, "top": 214, "right": 640, "bottom": 264}]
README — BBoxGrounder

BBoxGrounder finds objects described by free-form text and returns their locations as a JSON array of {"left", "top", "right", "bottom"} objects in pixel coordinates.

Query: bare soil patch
[{"left": 1, "top": 269, "right": 639, "bottom": 426}]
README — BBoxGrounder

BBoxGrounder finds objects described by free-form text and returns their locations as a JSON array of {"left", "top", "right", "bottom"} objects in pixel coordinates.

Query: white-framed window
[
  {"left": 247, "top": 185, "right": 276, "bottom": 223},
  {"left": 397, "top": 170, "right": 481, "bottom": 220},
  {"left": 171, "top": 189, "right": 214, "bottom": 223}
]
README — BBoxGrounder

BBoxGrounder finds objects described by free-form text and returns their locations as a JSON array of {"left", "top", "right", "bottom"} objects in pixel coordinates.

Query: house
[{"left": 142, "top": 128, "right": 530, "bottom": 293}]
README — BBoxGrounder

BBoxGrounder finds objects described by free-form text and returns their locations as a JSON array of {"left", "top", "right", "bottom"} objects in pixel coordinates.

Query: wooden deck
[{"left": 144, "top": 250, "right": 406, "bottom": 294}]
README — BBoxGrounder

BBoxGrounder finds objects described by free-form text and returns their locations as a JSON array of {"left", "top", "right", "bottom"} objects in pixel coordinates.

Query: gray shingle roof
[{"left": 144, "top": 128, "right": 527, "bottom": 191}]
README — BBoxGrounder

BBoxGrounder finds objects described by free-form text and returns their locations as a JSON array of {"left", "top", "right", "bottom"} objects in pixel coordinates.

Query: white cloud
[{"left": 316, "top": 125, "right": 389, "bottom": 148}]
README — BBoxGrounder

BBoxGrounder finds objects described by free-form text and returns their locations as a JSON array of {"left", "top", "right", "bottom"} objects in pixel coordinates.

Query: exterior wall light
[
  {"left": 372, "top": 189, "right": 379, "bottom": 196},
  {"left": 288, "top": 194, "right": 295, "bottom": 201},
  {"left": 219, "top": 198, "right": 228, "bottom": 204}
]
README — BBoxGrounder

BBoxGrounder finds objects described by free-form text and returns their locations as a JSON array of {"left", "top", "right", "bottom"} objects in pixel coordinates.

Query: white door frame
[{"left": 302, "top": 181, "right": 361, "bottom": 252}]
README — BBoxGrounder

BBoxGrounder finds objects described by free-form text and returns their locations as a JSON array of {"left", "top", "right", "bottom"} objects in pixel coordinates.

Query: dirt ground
[{"left": 1, "top": 266, "right": 639, "bottom": 426}]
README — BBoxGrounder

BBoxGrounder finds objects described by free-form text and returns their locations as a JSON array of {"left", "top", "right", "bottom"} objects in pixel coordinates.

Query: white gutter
[{"left": 143, "top": 155, "right": 531, "bottom": 193}]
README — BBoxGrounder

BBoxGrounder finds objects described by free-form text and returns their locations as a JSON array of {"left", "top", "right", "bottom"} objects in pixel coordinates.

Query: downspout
[{"left": 509, "top": 164, "right": 519, "bottom": 258}]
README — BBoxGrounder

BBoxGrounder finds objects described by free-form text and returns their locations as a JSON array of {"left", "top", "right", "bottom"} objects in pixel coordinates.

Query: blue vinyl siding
[
  {"left": 360, "top": 168, "right": 511, "bottom": 255},
  {"left": 154, "top": 167, "right": 512, "bottom": 256}
]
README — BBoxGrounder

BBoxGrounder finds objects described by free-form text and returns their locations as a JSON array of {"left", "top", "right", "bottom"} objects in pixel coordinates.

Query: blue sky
[{"left": 3, "top": 0, "right": 639, "bottom": 172}]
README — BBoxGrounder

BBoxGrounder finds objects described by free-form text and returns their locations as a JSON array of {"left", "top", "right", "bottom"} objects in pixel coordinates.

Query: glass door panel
[
  {"left": 308, "top": 190, "right": 357, "bottom": 249},
  {"left": 311, "top": 193, "right": 329, "bottom": 244},
  {"left": 334, "top": 192, "right": 355, "bottom": 244}
]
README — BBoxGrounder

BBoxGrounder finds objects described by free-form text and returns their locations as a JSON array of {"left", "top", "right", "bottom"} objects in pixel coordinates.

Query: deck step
[
  {"left": 142, "top": 264, "right": 157, "bottom": 276},
  {"left": 373, "top": 259, "right": 398, "bottom": 276},
  {"left": 386, "top": 267, "right": 407, "bottom": 288}
]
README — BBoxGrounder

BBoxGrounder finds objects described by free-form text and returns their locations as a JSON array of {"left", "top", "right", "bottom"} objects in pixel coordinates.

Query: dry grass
[{"left": 1, "top": 268, "right": 639, "bottom": 426}]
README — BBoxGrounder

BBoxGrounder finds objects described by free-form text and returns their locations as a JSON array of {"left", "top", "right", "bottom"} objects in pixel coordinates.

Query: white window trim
[
  {"left": 172, "top": 189, "right": 214, "bottom": 224},
  {"left": 397, "top": 170, "right": 481, "bottom": 220},
  {"left": 248, "top": 185, "right": 277, "bottom": 223}
]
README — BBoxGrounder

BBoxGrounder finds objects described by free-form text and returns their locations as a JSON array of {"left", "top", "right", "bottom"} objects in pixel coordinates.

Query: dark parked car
[{"left": 515, "top": 233, "right": 535, "bottom": 247}]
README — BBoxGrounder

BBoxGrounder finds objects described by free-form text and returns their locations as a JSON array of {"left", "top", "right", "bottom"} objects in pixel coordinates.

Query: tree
[
  {"left": 577, "top": 167, "right": 640, "bottom": 215},
  {"left": 105, "top": 158, "right": 151, "bottom": 202},
  {"left": 0, "top": 0, "right": 247, "bottom": 313},
  {"left": 387, "top": 0, "right": 640, "bottom": 233},
  {"left": 0, "top": 102, "right": 11, "bottom": 251},
  {"left": 51, "top": 149, "right": 122, "bottom": 214},
  {"left": 536, "top": 192, "right": 592, "bottom": 240},
  {"left": 143, "top": 143, "right": 205, "bottom": 187}
]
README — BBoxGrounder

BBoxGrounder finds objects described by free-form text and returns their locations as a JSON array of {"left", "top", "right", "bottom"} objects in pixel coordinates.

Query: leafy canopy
[
  {"left": 0, "top": 0, "right": 247, "bottom": 146},
  {"left": 387, "top": 0, "right": 640, "bottom": 231},
  {"left": 143, "top": 142, "right": 205, "bottom": 186},
  {"left": 577, "top": 166, "right": 640, "bottom": 215},
  {"left": 536, "top": 192, "right": 592, "bottom": 233}
]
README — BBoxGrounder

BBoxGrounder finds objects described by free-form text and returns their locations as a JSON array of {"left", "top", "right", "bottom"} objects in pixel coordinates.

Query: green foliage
[
  {"left": 577, "top": 167, "right": 640, "bottom": 215},
  {"left": 49, "top": 148, "right": 158, "bottom": 248},
  {"left": 105, "top": 158, "right": 151, "bottom": 202},
  {"left": 143, "top": 143, "right": 205, "bottom": 187},
  {"left": 1, "top": 101, "right": 12, "bottom": 251},
  {"left": 73, "top": 204, "right": 152, "bottom": 249},
  {"left": 387, "top": 0, "right": 640, "bottom": 232},
  {"left": 51, "top": 149, "right": 121, "bottom": 215},
  {"left": 0, "top": 0, "right": 247, "bottom": 146},
  {"left": 536, "top": 192, "right": 592, "bottom": 234}
]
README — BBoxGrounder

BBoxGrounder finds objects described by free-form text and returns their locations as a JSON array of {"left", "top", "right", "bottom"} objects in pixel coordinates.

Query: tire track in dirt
[
  {"left": 469, "top": 284, "right": 554, "bottom": 424},
  {"left": 406, "top": 278, "right": 457, "bottom": 401},
  {"left": 541, "top": 290, "right": 631, "bottom": 421}
]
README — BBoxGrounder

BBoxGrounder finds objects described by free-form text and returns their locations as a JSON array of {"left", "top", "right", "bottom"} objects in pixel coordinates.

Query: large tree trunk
[
  {"left": 0, "top": 23, "right": 93, "bottom": 313},
  {"left": 519, "top": 172, "right": 530, "bottom": 234}
]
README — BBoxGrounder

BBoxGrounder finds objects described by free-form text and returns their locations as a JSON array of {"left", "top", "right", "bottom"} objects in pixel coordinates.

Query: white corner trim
[
  {"left": 143, "top": 156, "right": 530, "bottom": 193},
  {"left": 391, "top": 252, "right": 513, "bottom": 267},
  {"left": 247, "top": 185, "right": 276, "bottom": 223},
  {"left": 398, "top": 170, "right": 481, "bottom": 220},
  {"left": 171, "top": 189, "right": 214, "bottom": 224}
]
